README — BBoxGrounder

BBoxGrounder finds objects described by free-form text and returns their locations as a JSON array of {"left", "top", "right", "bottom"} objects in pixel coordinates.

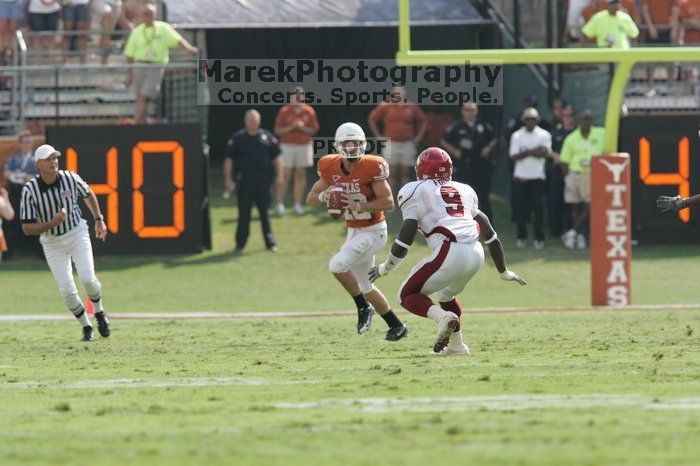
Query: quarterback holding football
[
  {"left": 370, "top": 147, "right": 526, "bottom": 355},
  {"left": 306, "top": 122, "right": 408, "bottom": 341}
]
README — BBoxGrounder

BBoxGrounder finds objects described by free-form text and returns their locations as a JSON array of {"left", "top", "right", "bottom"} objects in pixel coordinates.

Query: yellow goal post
[{"left": 396, "top": 0, "right": 700, "bottom": 153}]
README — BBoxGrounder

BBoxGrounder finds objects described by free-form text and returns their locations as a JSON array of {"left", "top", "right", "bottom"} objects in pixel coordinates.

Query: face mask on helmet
[{"left": 335, "top": 139, "right": 366, "bottom": 161}]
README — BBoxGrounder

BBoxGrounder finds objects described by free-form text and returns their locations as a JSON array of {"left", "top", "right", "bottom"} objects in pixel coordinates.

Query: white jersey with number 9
[{"left": 397, "top": 179, "right": 480, "bottom": 250}]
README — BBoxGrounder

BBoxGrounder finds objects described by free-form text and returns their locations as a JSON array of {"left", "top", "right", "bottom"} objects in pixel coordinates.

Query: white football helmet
[{"left": 334, "top": 122, "right": 366, "bottom": 161}]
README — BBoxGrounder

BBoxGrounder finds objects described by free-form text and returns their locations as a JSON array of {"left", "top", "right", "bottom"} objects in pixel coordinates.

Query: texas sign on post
[{"left": 590, "top": 153, "right": 632, "bottom": 306}]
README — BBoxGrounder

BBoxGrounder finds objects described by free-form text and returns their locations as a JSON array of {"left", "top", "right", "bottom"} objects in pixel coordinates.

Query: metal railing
[
  {"left": 3, "top": 28, "right": 197, "bottom": 134},
  {"left": 3, "top": 62, "right": 197, "bottom": 124}
]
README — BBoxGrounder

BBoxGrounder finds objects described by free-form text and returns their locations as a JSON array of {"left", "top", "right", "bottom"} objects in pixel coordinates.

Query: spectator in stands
[
  {"left": 0, "top": 0, "right": 23, "bottom": 63},
  {"left": 123, "top": 4, "right": 198, "bottom": 124},
  {"left": 2, "top": 131, "right": 38, "bottom": 259},
  {"left": 548, "top": 104, "right": 577, "bottom": 238},
  {"left": 509, "top": 107, "right": 552, "bottom": 250},
  {"left": 676, "top": 0, "right": 700, "bottom": 44},
  {"left": 582, "top": 0, "right": 641, "bottom": 25},
  {"left": 559, "top": 110, "right": 605, "bottom": 250},
  {"left": 63, "top": 0, "right": 90, "bottom": 64},
  {"left": 441, "top": 103, "right": 498, "bottom": 220},
  {"left": 675, "top": 0, "right": 700, "bottom": 81},
  {"left": 123, "top": 0, "right": 150, "bottom": 27},
  {"left": 549, "top": 96, "right": 566, "bottom": 128},
  {"left": 566, "top": 0, "right": 593, "bottom": 43},
  {"left": 422, "top": 105, "right": 455, "bottom": 149},
  {"left": 93, "top": 0, "right": 133, "bottom": 65},
  {"left": 506, "top": 94, "right": 550, "bottom": 139},
  {"left": 273, "top": 87, "right": 319, "bottom": 217},
  {"left": 582, "top": 0, "right": 640, "bottom": 49},
  {"left": 0, "top": 187, "right": 14, "bottom": 263},
  {"left": 27, "top": 0, "right": 61, "bottom": 64},
  {"left": 505, "top": 94, "right": 549, "bottom": 222},
  {"left": 641, "top": 0, "right": 680, "bottom": 95},
  {"left": 368, "top": 84, "right": 428, "bottom": 191}
]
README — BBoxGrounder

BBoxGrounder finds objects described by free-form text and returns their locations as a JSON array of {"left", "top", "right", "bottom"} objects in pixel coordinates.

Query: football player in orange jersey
[{"left": 306, "top": 122, "right": 409, "bottom": 341}]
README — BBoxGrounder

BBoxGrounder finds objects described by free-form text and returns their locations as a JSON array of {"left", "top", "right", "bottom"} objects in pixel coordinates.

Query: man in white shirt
[{"left": 509, "top": 107, "right": 552, "bottom": 249}]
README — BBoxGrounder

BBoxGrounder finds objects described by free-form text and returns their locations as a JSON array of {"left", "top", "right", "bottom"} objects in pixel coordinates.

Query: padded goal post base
[{"left": 590, "top": 154, "right": 631, "bottom": 306}]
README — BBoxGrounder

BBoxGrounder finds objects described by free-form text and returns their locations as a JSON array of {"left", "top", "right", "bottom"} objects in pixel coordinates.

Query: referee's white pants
[{"left": 40, "top": 222, "right": 101, "bottom": 313}]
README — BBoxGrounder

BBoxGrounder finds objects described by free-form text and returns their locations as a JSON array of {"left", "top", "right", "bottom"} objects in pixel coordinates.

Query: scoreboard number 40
[{"left": 67, "top": 141, "right": 185, "bottom": 238}]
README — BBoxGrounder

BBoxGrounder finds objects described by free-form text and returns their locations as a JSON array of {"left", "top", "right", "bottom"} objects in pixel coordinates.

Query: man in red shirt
[
  {"left": 674, "top": 0, "right": 700, "bottom": 81},
  {"left": 641, "top": 0, "right": 681, "bottom": 94},
  {"left": 676, "top": 0, "right": 700, "bottom": 44},
  {"left": 274, "top": 87, "right": 319, "bottom": 216},
  {"left": 368, "top": 85, "right": 428, "bottom": 191}
]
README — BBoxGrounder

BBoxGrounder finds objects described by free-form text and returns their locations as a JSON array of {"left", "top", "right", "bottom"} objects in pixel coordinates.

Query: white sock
[
  {"left": 89, "top": 294, "right": 104, "bottom": 313},
  {"left": 427, "top": 305, "right": 449, "bottom": 324},
  {"left": 449, "top": 330, "right": 464, "bottom": 346},
  {"left": 77, "top": 310, "right": 91, "bottom": 327},
  {"left": 93, "top": 299, "right": 104, "bottom": 314}
]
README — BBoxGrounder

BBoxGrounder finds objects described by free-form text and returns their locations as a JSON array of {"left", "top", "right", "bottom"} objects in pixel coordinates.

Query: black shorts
[
  {"left": 646, "top": 30, "right": 671, "bottom": 44},
  {"left": 63, "top": 5, "right": 90, "bottom": 25},
  {"left": 27, "top": 12, "right": 60, "bottom": 32}
]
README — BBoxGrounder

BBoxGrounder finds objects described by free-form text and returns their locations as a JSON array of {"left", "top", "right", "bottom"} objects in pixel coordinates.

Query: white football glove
[
  {"left": 368, "top": 263, "right": 389, "bottom": 283},
  {"left": 500, "top": 270, "right": 527, "bottom": 286}
]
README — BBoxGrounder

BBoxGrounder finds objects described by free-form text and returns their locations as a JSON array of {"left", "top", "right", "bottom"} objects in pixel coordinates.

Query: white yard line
[
  {"left": 273, "top": 394, "right": 700, "bottom": 413},
  {"left": 0, "top": 376, "right": 316, "bottom": 389},
  {"left": 0, "top": 303, "right": 698, "bottom": 322}
]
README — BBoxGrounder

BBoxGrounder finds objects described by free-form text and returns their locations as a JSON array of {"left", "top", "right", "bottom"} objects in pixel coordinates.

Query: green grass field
[
  {"left": 1, "top": 310, "right": 700, "bottom": 466},
  {"left": 2, "top": 174, "right": 700, "bottom": 465}
]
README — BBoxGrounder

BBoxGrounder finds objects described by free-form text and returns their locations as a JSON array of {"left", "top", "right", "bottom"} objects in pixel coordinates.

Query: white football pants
[{"left": 40, "top": 222, "right": 101, "bottom": 313}]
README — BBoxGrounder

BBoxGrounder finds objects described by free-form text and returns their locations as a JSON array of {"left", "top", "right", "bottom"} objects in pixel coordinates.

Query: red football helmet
[{"left": 416, "top": 147, "right": 452, "bottom": 181}]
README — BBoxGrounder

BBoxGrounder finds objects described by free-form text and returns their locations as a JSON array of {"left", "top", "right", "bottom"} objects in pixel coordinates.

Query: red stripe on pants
[
  {"left": 440, "top": 298, "right": 463, "bottom": 331},
  {"left": 399, "top": 241, "right": 451, "bottom": 317}
]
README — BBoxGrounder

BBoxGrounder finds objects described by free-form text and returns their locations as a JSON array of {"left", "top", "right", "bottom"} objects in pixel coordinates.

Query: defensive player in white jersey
[{"left": 370, "top": 147, "right": 526, "bottom": 355}]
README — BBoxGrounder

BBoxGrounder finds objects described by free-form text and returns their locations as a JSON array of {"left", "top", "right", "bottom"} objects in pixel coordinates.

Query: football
[{"left": 326, "top": 185, "right": 347, "bottom": 219}]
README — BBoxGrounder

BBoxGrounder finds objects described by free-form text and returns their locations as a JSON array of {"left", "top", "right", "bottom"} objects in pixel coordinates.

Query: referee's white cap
[{"left": 34, "top": 144, "right": 61, "bottom": 162}]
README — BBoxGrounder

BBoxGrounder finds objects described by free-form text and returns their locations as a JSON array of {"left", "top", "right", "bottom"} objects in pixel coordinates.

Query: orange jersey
[
  {"left": 680, "top": 0, "right": 700, "bottom": 43},
  {"left": 368, "top": 102, "right": 427, "bottom": 142},
  {"left": 641, "top": 0, "right": 678, "bottom": 24},
  {"left": 274, "top": 104, "right": 319, "bottom": 145},
  {"left": 317, "top": 154, "right": 390, "bottom": 229}
]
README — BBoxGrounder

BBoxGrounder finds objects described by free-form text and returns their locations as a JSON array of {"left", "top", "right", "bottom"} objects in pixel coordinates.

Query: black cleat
[
  {"left": 383, "top": 323, "right": 409, "bottom": 342},
  {"left": 95, "top": 312, "right": 111, "bottom": 338},
  {"left": 357, "top": 305, "right": 375, "bottom": 334},
  {"left": 81, "top": 325, "right": 95, "bottom": 342}
]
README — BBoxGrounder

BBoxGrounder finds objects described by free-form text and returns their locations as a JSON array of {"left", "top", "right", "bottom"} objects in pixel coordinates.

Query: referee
[
  {"left": 223, "top": 109, "right": 284, "bottom": 254},
  {"left": 20, "top": 145, "right": 111, "bottom": 342}
]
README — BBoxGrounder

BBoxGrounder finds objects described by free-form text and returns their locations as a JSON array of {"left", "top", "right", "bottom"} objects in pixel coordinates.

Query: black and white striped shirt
[{"left": 20, "top": 170, "right": 92, "bottom": 236}]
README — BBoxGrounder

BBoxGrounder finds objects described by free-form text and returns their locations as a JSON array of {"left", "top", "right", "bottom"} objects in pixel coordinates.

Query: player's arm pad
[
  {"left": 373, "top": 220, "right": 418, "bottom": 279},
  {"left": 393, "top": 219, "right": 418, "bottom": 256},
  {"left": 382, "top": 240, "right": 410, "bottom": 274}
]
